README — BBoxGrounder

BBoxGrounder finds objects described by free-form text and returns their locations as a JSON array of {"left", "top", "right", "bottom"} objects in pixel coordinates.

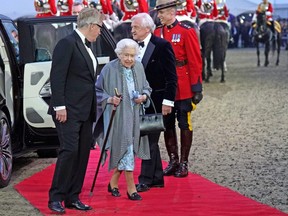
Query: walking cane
[{"left": 90, "top": 88, "right": 121, "bottom": 196}]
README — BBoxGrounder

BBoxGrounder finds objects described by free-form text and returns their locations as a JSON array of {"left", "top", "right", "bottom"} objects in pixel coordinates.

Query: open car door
[{"left": 17, "top": 16, "right": 116, "bottom": 130}]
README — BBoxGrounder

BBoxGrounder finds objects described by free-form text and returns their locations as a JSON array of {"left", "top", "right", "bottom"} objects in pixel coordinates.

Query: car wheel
[{"left": 0, "top": 111, "right": 12, "bottom": 188}]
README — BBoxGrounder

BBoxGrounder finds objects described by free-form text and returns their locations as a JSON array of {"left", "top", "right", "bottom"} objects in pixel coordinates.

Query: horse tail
[{"left": 212, "top": 23, "right": 226, "bottom": 70}]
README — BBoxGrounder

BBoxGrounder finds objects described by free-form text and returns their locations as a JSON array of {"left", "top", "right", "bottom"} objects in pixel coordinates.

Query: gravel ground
[{"left": 0, "top": 48, "right": 287, "bottom": 215}]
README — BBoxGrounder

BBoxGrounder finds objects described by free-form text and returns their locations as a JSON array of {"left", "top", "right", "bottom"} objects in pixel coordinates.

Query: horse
[
  {"left": 200, "top": 21, "right": 228, "bottom": 82},
  {"left": 112, "top": 20, "right": 133, "bottom": 43},
  {"left": 112, "top": 9, "right": 163, "bottom": 43},
  {"left": 252, "top": 11, "right": 281, "bottom": 67},
  {"left": 216, "top": 20, "right": 231, "bottom": 72}
]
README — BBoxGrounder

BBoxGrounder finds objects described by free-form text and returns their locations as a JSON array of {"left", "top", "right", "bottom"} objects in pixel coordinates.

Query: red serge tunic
[
  {"left": 58, "top": 0, "right": 73, "bottom": 16},
  {"left": 257, "top": 2, "right": 273, "bottom": 21},
  {"left": 35, "top": 0, "right": 57, "bottom": 17},
  {"left": 120, "top": 0, "right": 148, "bottom": 21},
  {"left": 154, "top": 20, "right": 202, "bottom": 101}
]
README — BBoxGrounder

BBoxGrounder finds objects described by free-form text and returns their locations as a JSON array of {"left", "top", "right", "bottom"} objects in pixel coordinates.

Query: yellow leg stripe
[{"left": 187, "top": 111, "right": 192, "bottom": 131}]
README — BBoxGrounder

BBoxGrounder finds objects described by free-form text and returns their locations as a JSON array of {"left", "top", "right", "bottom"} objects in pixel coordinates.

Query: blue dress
[{"left": 117, "top": 67, "right": 136, "bottom": 171}]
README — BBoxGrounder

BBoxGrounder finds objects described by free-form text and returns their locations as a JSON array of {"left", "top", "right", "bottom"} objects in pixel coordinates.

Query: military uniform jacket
[
  {"left": 154, "top": 20, "right": 202, "bottom": 101},
  {"left": 257, "top": 2, "right": 273, "bottom": 21}
]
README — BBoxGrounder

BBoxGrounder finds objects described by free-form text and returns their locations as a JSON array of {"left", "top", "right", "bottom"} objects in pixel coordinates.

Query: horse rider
[
  {"left": 175, "top": 0, "right": 195, "bottom": 23},
  {"left": 196, "top": 0, "right": 218, "bottom": 27},
  {"left": 57, "top": 0, "right": 74, "bottom": 16},
  {"left": 34, "top": 0, "right": 57, "bottom": 17},
  {"left": 215, "top": 0, "right": 229, "bottom": 22},
  {"left": 252, "top": 0, "right": 275, "bottom": 37},
  {"left": 190, "top": 1, "right": 197, "bottom": 23},
  {"left": 120, "top": 0, "right": 149, "bottom": 21},
  {"left": 87, "top": 0, "right": 119, "bottom": 31},
  {"left": 215, "top": 1, "right": 230, "bottom": 37},
  {"left": 100, "top": 0, "right": 120, "bottom": 22}
]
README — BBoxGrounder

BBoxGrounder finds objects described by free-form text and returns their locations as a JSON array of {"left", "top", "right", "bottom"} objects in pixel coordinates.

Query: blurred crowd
[{"left": 229, "top": 17, "right": 288, "bottom": 50}]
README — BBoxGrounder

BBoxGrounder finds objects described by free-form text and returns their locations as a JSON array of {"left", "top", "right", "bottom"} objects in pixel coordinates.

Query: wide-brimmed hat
[{"left": 155, "top": 0, "right": 182, "bottom": 11}]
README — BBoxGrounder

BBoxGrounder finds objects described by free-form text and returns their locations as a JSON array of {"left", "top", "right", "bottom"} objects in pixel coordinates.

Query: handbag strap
[{"left": 142, "top": 95, "right": 157, "bottom": 115}]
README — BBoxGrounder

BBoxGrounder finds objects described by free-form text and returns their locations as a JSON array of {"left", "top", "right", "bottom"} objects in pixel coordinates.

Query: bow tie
[
  {"left": 138, "top": 41, "right": 145, "bottom": 48},
  {"left": 85, "top": 38, "right": 91, "bottom": 48}
]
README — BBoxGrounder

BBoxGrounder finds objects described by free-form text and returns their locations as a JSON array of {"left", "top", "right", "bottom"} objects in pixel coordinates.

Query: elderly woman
[{"left": 94, "top": 38, "right": 152, "bottom": 201}]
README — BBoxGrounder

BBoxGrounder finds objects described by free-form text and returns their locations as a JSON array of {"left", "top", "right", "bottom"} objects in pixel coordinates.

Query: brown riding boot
[
  {"left": 163, "top": 128, "right": 179, "bottom": 176},
  {"left": 174, "top": 130, "right": 193, "bottom": 178}
]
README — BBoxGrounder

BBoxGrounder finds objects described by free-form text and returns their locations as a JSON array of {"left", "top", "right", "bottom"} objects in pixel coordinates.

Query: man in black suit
[
  {"left": 131, "top": 13, "right": 177, "bottom": 192},
  {"left": 47, "top": 8, "right": 104, "bottom": 213}
]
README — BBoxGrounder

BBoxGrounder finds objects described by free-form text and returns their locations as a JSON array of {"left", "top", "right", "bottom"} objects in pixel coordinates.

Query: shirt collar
[
  {"left": 138, "top": 33, "right": 152, "bottom": 48},
  {"left": 75, "top": 29, "right": 86, "bottom": 45},
  {"left": 142, "top": 33, "right": 152, "bottom": 46},
  {"left": 167, "top": 20, "right": 178, "bottom": 29}
]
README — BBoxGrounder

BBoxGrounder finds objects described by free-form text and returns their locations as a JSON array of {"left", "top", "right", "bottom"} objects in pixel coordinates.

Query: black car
[{"left": 0, "top": 14, "right": 116, "bottom": 188}]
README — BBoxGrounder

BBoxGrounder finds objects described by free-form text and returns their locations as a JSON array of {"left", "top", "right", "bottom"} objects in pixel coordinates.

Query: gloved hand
[{"left": 192, "top": 92, "right": 203, "bottom": 105}]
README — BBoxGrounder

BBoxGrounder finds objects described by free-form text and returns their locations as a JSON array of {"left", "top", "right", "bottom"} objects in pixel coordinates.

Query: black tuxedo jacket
[
  {"left": 142, "top": 34, "right": 177, "bottom": 113},
  {"left": 48, "top": 31, "right": 96, "bottom": 121}
]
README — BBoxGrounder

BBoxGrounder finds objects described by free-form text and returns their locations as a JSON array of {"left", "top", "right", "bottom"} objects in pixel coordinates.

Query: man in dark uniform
[
  {"left": 154, "top": 0, "right": 203, "bottom": 178},
  {"left": 131, "top": 13, "right": 177, "bottom": 192}
]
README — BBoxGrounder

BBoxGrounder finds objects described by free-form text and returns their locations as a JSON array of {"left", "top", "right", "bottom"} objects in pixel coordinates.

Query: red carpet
[{"left": 15, "top": 150, "right": 287, "bottom": 216}]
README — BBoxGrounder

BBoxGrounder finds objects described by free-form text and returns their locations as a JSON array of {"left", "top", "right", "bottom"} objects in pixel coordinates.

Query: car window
[
  {"left": 33, "top": 22, "right": 75, "bottom": 61},
  {"left": 1, "top": 21, "right": 19, "bottom": 62},
  {"left": 17, "top": 17, "right": 117, "bottom": 64}
]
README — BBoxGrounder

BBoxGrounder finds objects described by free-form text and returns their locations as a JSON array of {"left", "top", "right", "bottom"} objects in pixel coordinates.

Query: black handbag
[{"left": 140, "top": 95, "right": 165, "bottom": 136}]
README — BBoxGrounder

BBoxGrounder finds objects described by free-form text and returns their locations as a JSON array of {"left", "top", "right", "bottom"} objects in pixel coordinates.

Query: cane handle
[{"left": 114, "top": 88, "right": 121, "bottom": 98}]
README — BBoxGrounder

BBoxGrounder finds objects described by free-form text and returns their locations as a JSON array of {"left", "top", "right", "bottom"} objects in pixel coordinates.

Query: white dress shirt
[{"left": 137, "top": 33, "right": 151, "bottom": 62}]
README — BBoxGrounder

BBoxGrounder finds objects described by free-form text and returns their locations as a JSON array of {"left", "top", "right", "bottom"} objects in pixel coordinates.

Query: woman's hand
[
  {"left": 134, "top": 94, "right": 147, "bottom": 104},
  {"left": 108, "top": 96, "right": 122, "bottom": 106}
]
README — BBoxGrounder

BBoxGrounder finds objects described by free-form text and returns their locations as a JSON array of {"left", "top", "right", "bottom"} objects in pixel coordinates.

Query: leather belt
[{"left": 176, "top": 59, "right": 188, "bottom": 67}]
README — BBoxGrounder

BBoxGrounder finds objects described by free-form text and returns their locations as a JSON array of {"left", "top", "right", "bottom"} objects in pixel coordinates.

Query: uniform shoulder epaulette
[{"left": 179, "top": 22, "right": 192, "bottom": 29}]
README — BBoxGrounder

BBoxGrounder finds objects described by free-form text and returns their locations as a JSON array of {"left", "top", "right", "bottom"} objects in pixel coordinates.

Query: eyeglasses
[{"left": 91, "top": 23, "right": 102, "bottom": 29}]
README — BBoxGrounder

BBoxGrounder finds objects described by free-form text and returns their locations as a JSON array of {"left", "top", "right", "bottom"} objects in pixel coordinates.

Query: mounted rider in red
[
  {"left": 34, "top": 0, "right": 57, "bottom": 17},
  {"left": 120, "top": 0, "right": 148, "bottom": 21}
]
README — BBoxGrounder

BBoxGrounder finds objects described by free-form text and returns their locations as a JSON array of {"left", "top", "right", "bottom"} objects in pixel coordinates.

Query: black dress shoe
[
  {"left": 151, "top": 182, "right": 164, "bottom": 188},
  {"left": 108, "top": 183, "right": 121, "bottom": 197},
  {"left": 127, "top": 192, "right": 142, "bottom": 201},
  {"left": 65, "top": 200, "right": 92, "bottom": 211},
  {"left": 136, "top": 183, "right": 150, "bottom": 192},
  {"left": 48, "top": 201, "right": 65, "bottom": 214}
]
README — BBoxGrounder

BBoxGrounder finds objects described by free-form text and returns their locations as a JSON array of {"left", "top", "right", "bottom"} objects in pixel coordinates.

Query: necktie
[
  {"left": 138, "top": 41, "right": 144, "bottom": 48},
  {"left": 85, "top": 38, "right": 91, "bottom": 48}
]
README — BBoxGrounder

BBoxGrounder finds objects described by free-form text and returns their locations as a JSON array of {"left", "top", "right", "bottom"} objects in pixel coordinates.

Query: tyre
[{"left": 0, "top": 111, "right": 12, "bottom": 188}]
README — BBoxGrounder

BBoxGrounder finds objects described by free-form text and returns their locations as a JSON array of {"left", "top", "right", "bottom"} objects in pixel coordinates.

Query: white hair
[
  {"left": 114, "top": 38, "right": 140, "bottom": 58},
  {"left": 131, "top": 13, "right": 156, "bottom": 32}
]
